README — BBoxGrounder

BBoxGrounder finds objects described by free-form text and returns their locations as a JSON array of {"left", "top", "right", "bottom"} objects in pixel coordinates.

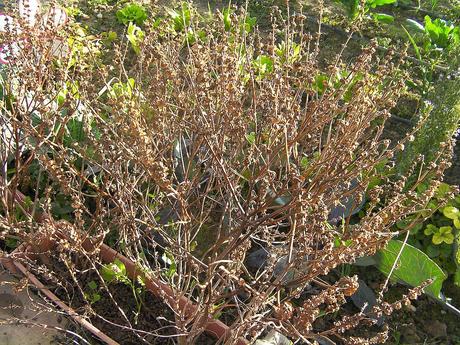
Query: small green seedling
[
  {"left": 126, "top": 23, "right": 144, "bottom": 55},
  {"left": 84, "top": 280, "right": 101, "bottom": 304},
  {"left": 101, "top": 259, "right": 145, "bottom": 323},
  {"left": 166, "top": 2, "right": 192, "bottom": 32}
]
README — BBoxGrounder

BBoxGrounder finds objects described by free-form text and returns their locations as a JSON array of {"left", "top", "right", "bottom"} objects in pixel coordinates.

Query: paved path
[{"left": 0, "top": 269, "right": 67, "bottom": 345}]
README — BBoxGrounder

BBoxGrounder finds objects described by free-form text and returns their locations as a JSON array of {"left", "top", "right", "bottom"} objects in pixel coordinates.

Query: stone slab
[{"left": 0, "top": 269, "right": 67, "bottom": 345}]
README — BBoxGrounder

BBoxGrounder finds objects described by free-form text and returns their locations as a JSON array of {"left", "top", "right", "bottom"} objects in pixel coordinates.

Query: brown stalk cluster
[{"left": 0, "top": 5, "right": 452, "bottom": 344}]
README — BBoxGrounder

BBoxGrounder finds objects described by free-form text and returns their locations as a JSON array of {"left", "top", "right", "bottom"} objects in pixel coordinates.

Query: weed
[
  {"left": 84, "top": 280, "right": 102, "bottom": 304},
  {"left": 101, "top": 259, "right": 145, "bottom": 322}
]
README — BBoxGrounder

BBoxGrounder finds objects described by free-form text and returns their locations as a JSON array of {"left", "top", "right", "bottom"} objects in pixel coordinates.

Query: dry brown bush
[{"left": 0, "top": 3, "right": 453, "bottom": 344}]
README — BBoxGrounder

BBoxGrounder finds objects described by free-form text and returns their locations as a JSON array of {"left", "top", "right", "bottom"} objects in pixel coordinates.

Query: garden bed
[{"left": 5, "top": 232, "right": 230, "bottom": 345}]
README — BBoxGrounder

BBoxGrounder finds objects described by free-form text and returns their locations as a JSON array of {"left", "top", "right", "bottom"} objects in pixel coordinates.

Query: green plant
[
  {"left": 387, "top": 182, "right": 460, "bottom": 288},
  {"left": 166, "top": 2, "right": 192, "bottom": 32},
  {"left": 84, "top": 280, "right": 102, "bottom": 304},
  {"left": 125, "top": 23, "right": 144, "bottom": 55},
  {"left": 275, "top": 40, "right": 301, "bottom": 64},
  {"left": 336, "top": 0, "right": 397, "bottom": 22},
  {"left": 101, "top": 259, "right": 145, "bottom": 322},
  {"left": 101, "top": 31, "right": 118, "bottom": 46},
  {"left": 396, "top": 45, "right": 460, "bottom": 179},
  {"left": 116, "top": 3, "right": 148, "bottom": 26},
  {"left": 424, "top": 16, "right": 460, "bottom": 49},
  {"left": 253, "top": 55, "right": 273, "bottom": 80},
  {"left": 107, "top": 78, "right": 135, "bottom": 99},
  {"left": 405, "top": 16, "right": 460, "bottom": 54},
  {"left": 373, "top": 239, "right": 447, "bottom": 298}
]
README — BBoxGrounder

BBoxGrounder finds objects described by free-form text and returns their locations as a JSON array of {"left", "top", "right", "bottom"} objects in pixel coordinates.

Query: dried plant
[{"left": 0, "top": 3, "right": 454, "bottom": 344}]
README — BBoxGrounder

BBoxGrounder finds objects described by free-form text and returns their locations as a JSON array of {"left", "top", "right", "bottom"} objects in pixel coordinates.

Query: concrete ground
[{"left": 0, "top": 269, "right": 67, "bottom": 345}]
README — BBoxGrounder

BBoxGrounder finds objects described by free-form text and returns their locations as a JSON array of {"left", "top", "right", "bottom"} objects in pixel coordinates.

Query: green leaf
[
  {"left": 405, "top": 18, "right": 426, "bottom": 33},
  {"left": 312, "top": 74, "right": 329, "bottom": 94},
  {"left": 166, "top": 3, "right": 192, "bottom": 32},
  {"left": 435, "top": 183, "right": 451, "bottom": 199},
  {"left": 126, "top": 23, "right": 144, "bottom": 55},
  {"left": 375, "top": 240, "right": 447, "bottom": 298},
  {"left": 432, "top": 226, "right": 454, "bottom": 245},
  {"left": 253, "top": 55, "right": 273, "bottom": 78},
  {"left": 443, "top": 206, "right": 459, "bottom": 220},
  {"left": 367, "top": 0, "right": 397, "bottom": 8},
  {"left": 116, "top": 3, "right": 148, "bottom": 26},
  {"left": 372, "top": 13, "right": 394, "bottom": 23},
  {"left": 66, "top": 119, "right": 85, "bottom": 144},
  {"left": 300, "top": 156, "right": 310, "bottom": 169},
  {"left": 114, "top": 258, "right": 127, "bottom": 276},
  {"left": 101, "top": 258, "right": 127, "bottom": 283},
  {"left": 223, "top": 8, "right": 232, "bottom": 31},
  {"left": 454, "top": 218, "right": 460, "bottom": 229},
  {"left": 423, "top": 15, "right": 457, "bottom": 48},
  {"left": 424, "top": 224, "right": 438, "bottom": 235},
  {"left": 402, "top": 25, "right": 422, "bottom": 61},
  {"left": 88, "top": 280, "right": 98, "bottom": 290},
  {"left": 246, "top": 132, "right": 256, "bottom": 145}
]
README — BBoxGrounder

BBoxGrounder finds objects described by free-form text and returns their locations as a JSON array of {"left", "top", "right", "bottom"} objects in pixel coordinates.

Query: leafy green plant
[
  {"left": 424, "top": 16, "right": 460, "bottom": 49},
  {"left": 405, "top": 16, "right": 460, "bottom": 55},
  {"left": 220, "top": 7, "right": 257, "bottom": 34},
  {"left": 116, "top": 3, "right": 148, "bottom": 26},
  {"left": 166, "top": 2, "right": 192, "bottom": 32},
  {"left": 66, "top": 27, "right": 101, "bottom": 69},
  {"left": 125, "top": 23, "right": 144, "bottom": 55},
  {"left": 108, "top": 78, "right": 135, "bottom": 99},
  {"left": 101, "top": 259, "right": 145, "bottom": 322},
  {"left": 275, "top": 40, "right": 301, "bottom": 64},
  {"left": 101, "top": 31, "right": 118, "bottom": 46},
  {"left": 253, "top": 55, "right": 273, "bottom": 80},
  {"left": 84, "top": 280, "right": 101, "bottom": 304},
  {"left": 394, "top": 184, "right": 460, "bottom": 286},
  {"left": 336, "top": 0, "right": 397, "bottom": 22},
  {"left": 396, "top": 45, "right": 460, "bottom": 178}
]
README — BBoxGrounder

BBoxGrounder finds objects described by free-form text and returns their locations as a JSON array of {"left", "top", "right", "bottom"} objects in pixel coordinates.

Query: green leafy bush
[
  {"left": 396, "top": 46, "right": 460, "bottom": 180},
  {"left": 116, "top": 3, "right": 148, "bottom": 26},
  {"left": 424, "top": 16, "right": 460, "bottom": 49},
  {"left": 393, "top": 183, "right": 460, "bottom": 286}
]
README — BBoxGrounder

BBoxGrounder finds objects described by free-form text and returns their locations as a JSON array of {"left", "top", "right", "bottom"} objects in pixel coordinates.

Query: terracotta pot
[{"left": 2, "top": 192, "right": 248, "bottom": 345}]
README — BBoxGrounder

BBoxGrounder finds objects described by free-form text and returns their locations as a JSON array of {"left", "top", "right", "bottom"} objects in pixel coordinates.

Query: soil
[
  {"left": 355, "top": 267, "right": 460, "bottom": 345},
  {"left": 293, "top": 267, "right": 460, "bottom": 345},
  {"left": 28, "top": 251, "right": 216, "bottom": 345}
]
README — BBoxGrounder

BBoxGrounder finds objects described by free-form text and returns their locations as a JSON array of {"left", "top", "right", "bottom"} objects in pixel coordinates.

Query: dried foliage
[{"left": 0, "top": 3, "right": 454, "bottom": 344}]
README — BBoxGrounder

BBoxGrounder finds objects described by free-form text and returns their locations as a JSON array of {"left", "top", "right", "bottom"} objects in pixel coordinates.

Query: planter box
[{"left": 3, "top": 227, "right": 247, "bottom": 345}]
